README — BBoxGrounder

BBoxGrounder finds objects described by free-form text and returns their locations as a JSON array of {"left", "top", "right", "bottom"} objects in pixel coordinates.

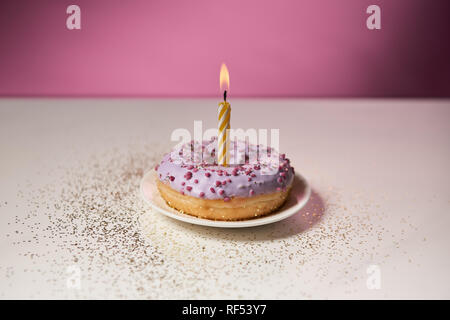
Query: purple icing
[{"left": 156, "top": 138, "right": 294, "bottom": 200}]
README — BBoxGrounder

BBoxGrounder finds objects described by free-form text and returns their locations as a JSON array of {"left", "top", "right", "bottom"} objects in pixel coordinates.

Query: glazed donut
[{"left": 155, "top": 138, "right": 295, "bottom": 221}]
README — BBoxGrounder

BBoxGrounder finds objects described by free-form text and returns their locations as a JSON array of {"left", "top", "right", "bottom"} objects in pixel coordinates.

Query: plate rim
[{"left": 139, "top": 170, "right": 311, "bottom": 228}]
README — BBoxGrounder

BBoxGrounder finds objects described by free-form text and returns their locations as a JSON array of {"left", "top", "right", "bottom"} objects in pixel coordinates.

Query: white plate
[{"left": 140, "top": 170, "right": 311, "bottom": 228}]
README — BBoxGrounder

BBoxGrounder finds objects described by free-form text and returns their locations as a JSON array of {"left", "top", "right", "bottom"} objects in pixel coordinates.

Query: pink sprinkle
[
  {"left": 155, "top": 165, "right": 159, "bottom": 171},
  {"left": 181, "top": 182, "right": 185, "bottom": 186},
  {"left": 253, "top": 165, "right": 260, "bottom": 170},
  {"left": 224, "top": 197, "right": 231, "bottom": 202},
  {"left": 251, "top": 173, "right": 256, "bottom": 178},
  {"left": 218, "top": 189, "right": 225, "bottom": 195},
  {"left": 194, "top": 179, "right": 199, "bottom": 184},
  {"left": 186, "top": 186, "right": 192, "bottom": 191},
  {"left": 210, "top": 187, "right": 216, "bottom": 193},
  {"left": 215, "top": 181, "right": 221, "bottom": 187},
  {"left": 193, "top": 168, "right": 199, "bottom": 173},
  {"left": 227, "top": 179, "right": 232, "bottom": 183},
  {"left": 217, "top": 172, "right": 223, "bottom": 176},
  {"left": 199, "top": 192, "right": 205, "bottom": 197},
  {"left": 276, "top": 187, "right": 281, "bottom": 191},
  {"left": 169, "top": 176, "right": 175, "bottom": 181},
  {"left": 248, "top": 177, "right": 252, "bottom": 182},
  {"left": 184, "top": 171, "right": 192, "bottom": 180},
  {"left": 249, "top": 189, "right": 255, "bottom": 196},
  {"left": 205, "top": 172, "right": 211, "bottom": 177},
  {"left": 222, "top": 180, "right": 227, "bottom": 186},
  {"left": 187, "top": 165, "right": 194, "bottom": 170}
]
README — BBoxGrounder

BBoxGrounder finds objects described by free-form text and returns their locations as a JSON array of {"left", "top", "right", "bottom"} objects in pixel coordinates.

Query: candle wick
[{"left": 224, "top": 90, "right": 227, "bottom": 102}]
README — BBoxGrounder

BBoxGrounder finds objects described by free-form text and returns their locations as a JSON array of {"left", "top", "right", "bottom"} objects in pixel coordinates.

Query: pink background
[{"left": 0, "top": 0, "right": 449, "bottom": 97}]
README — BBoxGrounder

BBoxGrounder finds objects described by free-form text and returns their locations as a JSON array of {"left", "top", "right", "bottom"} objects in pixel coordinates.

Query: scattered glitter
[{"left": 2, "top": 142, "right": 416, "bottom": 299}]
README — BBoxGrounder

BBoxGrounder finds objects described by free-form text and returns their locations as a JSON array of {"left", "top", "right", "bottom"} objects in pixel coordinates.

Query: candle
[{"left": 218, "top": 63, "right": 231, "bottom": 166}]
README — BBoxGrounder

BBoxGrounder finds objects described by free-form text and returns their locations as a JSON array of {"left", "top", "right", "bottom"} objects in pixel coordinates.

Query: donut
[{"left": 155, "top": 137, "right": 295, "bottom": 221}]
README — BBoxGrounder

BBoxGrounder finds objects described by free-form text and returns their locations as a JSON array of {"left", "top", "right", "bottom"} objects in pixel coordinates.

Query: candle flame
[{"left": 220, "top": 63, "right": 230, "bottom": 93}]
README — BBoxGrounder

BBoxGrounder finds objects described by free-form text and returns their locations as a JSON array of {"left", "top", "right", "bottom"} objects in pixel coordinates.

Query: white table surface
[{"left": 0, "top": 98, "right": 449, "bottom": 299}]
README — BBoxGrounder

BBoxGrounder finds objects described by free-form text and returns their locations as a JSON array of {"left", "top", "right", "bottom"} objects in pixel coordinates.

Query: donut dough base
[{"left": 157, "top": 180, "right": 291, "bottom": 221}]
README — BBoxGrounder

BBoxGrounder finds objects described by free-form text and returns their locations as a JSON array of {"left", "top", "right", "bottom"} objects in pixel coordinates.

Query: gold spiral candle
[
  {"left": 218, "top": 100, "right": 230, "bottom": 165},
  {"left": 218, "top": 63, "right": 230, "bottom": 166}
]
